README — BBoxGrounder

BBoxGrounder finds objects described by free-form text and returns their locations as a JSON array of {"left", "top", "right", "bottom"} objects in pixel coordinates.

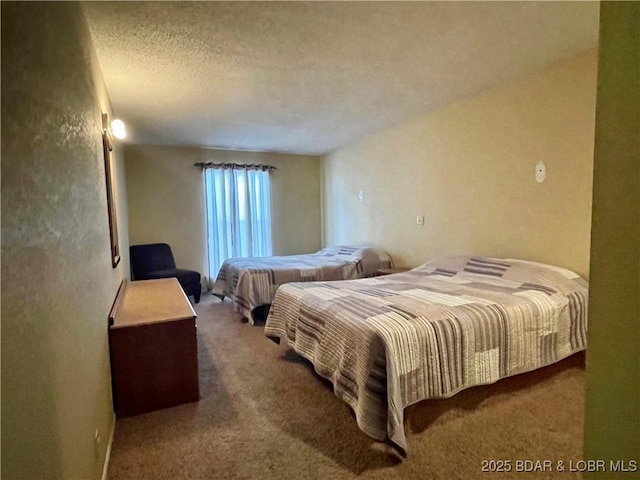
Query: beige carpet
[{"left": 108, "top": 294, "right": 586, "bottom": 480}]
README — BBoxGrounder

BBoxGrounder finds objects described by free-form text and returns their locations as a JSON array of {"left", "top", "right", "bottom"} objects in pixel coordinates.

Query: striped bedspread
[
  {"left": 212, "top": 246, "right": 392, "bottom": 323},
  {"left": 264, "top": 256, "right": 588, "bottom": 456}
]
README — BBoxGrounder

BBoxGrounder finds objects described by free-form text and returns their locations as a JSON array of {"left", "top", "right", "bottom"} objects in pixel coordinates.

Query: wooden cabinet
[{"left": 109, "top": 278, "right": 199, "bottom": 417}]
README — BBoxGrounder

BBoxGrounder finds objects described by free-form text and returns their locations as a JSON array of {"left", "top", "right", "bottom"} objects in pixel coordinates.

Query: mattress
[
  {"left": 263, "top": 255, "right": 588, "bottom": 456},
  {"left": 212, "top": 245, "right": 392, "bottom": 322}
]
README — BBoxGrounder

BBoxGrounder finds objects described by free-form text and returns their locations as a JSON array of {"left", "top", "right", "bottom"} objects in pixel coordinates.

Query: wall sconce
[
  {"left": 111, "top": 118, "right": 127, "bottom": 140},
  {"left": 102, "top": 113, "right": 127, "bottom": 147}
]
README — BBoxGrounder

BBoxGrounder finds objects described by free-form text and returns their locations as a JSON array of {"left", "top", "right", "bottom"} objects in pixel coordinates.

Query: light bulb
[{"left": 111, "top": 119, "right": 126, "bottom": 139}]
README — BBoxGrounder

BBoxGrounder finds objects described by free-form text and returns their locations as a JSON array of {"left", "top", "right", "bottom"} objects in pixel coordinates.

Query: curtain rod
[{"left": 194, "top": 162, "right": 276, "bottom": 172}]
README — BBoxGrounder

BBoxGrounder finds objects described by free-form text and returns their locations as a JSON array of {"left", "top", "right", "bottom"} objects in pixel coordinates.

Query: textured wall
[
  {"left": 583, "top": 2, "right": 640, "bottom": 475},
  {"left": 124, "top": 145, "right": 321, "bottom": 284},
  {"left": 1, "top": 3, "right": 129, "bottom": 479},
  {"left": 323, "top": 51, "right": 597, "bottom": 278}
]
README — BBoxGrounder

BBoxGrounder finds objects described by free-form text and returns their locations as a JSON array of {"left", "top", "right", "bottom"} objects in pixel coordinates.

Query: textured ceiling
[{"left": 84, "top": 1, "right": 599, "bottom": 155}]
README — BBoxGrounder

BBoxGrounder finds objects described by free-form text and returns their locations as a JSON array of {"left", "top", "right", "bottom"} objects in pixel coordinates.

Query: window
[{"left": 203, "top": 164, "right": 273, "bottom": 284}]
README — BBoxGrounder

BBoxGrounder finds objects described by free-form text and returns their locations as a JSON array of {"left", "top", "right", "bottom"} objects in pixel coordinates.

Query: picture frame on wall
[{"left": 102, "top": 112, "right": 120, "bottom": 268}]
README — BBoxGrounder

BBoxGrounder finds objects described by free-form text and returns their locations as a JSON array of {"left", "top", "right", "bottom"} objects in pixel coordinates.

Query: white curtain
[{"left": 204, "top": 166, "right": 273, "bottom": 286}]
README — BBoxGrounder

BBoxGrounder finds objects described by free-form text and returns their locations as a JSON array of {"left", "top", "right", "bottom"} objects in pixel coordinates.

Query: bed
[
  {"left": 212, "top": 245, "right": 393, "bottom": 323},
  {"left": 263, "top": 255, "right": 588, "bottom": 456}
]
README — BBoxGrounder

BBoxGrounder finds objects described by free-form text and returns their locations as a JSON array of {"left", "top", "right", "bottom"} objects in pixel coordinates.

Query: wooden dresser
[{"left": 109, "top": 278, "right": 199, "bottom": 417}]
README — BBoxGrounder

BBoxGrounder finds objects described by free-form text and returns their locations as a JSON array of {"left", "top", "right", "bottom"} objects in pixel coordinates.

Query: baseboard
[{"left": 101, "top": 414, "right": 116, "bottom": 480}]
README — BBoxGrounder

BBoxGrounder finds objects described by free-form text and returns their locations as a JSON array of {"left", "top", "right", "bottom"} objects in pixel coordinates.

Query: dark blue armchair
[{"left": 130, "top": 243, "right": 201, "bottom": 303}]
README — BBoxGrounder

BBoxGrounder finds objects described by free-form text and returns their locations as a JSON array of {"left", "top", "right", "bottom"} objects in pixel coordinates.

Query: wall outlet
[{"left": 416, "top": 215, "right": 425, "bottom": 225}]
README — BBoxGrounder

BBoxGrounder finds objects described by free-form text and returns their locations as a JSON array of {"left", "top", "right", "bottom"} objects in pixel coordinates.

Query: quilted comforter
[
  {"left": 212, "top": 246, "right": 392, "bottom": 322},
  {"left": 264, "top": 255, "right": 588, "bottom": 456}
]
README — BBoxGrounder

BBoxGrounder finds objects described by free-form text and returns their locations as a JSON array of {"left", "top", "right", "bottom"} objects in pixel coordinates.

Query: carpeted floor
[{"left": 108, "top": 293, "right": 586, "bottom": 480}]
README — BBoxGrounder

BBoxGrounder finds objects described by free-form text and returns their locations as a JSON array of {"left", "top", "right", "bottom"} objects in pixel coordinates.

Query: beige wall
[
  {"left": 1, "top": 3, "right": 129, "bottom": 479},
  {"left": 125, "top": 145, "right": 321, "bottom": 284},
  {"left": 584, "top": 2, "right": 640, "bottom": 475},
  {"left": 323, "top": 50, "right": 597, "bottom": 279}
]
